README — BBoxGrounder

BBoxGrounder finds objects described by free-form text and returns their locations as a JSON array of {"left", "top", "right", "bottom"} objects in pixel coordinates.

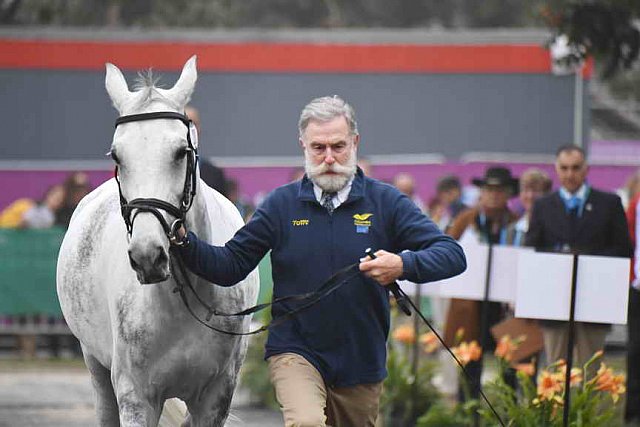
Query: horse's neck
[
  {"left": 180, "top": 188, "right": 217, "bottom": 294},
  {"left": 186, "top": 189, "right": 211, "bottom": 242}
]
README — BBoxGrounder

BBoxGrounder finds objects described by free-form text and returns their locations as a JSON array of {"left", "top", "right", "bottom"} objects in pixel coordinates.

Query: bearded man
[{"left": 175, "top": 95, "right": 466, "bottom": 426}]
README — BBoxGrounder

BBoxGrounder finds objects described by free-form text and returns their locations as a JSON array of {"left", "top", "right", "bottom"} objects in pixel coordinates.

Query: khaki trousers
[
  {"left": 542, "top": 322, "right": 609, "bottom": 369},
  {"left": 268, "top": 353, "right": 382, "bottom": 427}
]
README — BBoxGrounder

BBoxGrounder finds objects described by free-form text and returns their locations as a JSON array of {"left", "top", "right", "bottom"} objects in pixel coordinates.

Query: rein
[
  {"left": 111, "top": 111, "right": 505, "bottom": 426},
  {"left": 168, "top": 246, "right": 362, "bottom": 336},
  {"left": 169, "top": 247, "right": 506, "bottom": 427},
  {"left": 113, "top": 111, "right": 198, "bottom": 244}
]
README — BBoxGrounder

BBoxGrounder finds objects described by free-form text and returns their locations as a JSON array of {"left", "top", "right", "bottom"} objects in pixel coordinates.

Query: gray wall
[{"left": 1, "top": 69, "right": 588, "bottom": 160}]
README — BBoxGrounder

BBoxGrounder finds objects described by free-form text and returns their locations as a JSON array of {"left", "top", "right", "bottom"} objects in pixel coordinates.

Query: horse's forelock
[
  {"left": 126, "top": 69, "right": 179, "bottom": 113},
  {"left": 133, "top": 69, "right": 161, "bottom": 92}
]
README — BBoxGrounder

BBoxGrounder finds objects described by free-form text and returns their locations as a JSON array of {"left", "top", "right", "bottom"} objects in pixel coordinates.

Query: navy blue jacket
[{"left": 178, "top": 169, "right": 466, "bottom": 387}]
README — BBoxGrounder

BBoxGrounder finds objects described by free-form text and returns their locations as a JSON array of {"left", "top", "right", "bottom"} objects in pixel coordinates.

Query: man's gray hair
[{"left": 298, "top": 95, "right": 359, "bottom": 138}]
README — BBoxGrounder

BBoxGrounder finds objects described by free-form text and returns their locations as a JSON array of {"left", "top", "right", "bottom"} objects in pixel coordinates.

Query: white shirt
[
  {"left": 313, "top": 178, "right": 354, "bottom": 210},
  {"left": 559, "top": 183, "right": 588, "bottom": 202}
]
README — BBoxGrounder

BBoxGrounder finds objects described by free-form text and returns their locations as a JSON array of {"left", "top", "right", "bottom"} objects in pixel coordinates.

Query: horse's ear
[
  {"left": 164, "top": 55, "right": 197, "bottom": 109},
  {"left": 105, "top": 63, "right": 131, "bottom": 114}
]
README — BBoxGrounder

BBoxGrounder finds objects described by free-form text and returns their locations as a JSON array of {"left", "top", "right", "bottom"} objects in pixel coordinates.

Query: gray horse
[{"left": 57, "top": 56, "right": 259, "bottom": 426}]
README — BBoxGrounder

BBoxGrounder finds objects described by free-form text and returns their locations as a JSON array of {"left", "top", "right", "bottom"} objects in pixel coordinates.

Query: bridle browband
[
  {"left": 108, "top": 110, "right": 508, "bottom": 426},
  {"left": 113, "top": 111, "right": 198, "bottom": 244}
]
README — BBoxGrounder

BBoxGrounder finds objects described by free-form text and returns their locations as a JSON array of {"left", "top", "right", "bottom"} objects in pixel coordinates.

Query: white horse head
[{"left": 105, "top": 56, "right": 198, "bottom": 284}]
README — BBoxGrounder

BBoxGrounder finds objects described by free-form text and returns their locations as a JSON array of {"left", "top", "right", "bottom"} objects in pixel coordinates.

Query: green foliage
[
  {"left": 542, "top": 1, "right": 640, "bottom": 78},
  {"left": 419, "top": 351, "right": 624, "bottom": 427},
  {"left": 381, "top": 334, "right": 441, "bottom": 426},
  {"left": 417, "top": 400, "right": 478, "bottom": 427}
]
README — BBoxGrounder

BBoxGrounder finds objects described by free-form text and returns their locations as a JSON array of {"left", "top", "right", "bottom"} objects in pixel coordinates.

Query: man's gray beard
[{"left": 305, "top": 151, "right": 357, "bottom": 193}]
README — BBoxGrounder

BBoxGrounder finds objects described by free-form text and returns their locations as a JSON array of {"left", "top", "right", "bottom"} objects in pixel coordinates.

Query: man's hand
[
  {"left": 359, "top": 249, "right": 403, "bottom": 286},
  {"left": 170, "top": 223, "right": 189, "bottom": 246}
]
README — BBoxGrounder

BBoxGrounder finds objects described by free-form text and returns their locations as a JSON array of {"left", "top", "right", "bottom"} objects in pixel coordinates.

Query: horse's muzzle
[{"left": 128, "top": 245, "right": 170, "bottom": 284}]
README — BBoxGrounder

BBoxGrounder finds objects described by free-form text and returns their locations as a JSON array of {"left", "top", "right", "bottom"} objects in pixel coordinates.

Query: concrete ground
[{"left": 0, "top": 360, "right": 282, "bottom": 427}]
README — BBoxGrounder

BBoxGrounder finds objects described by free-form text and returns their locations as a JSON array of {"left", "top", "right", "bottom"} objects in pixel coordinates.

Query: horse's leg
[
  {"left": 186, "top": 372, "right": 237, "bottom": 427},
  {"left": 112, "top": 371, "right": 163, "bottom": 427},
  {"left": 84, "top": 351, "right": 120, "bottom": 427}
]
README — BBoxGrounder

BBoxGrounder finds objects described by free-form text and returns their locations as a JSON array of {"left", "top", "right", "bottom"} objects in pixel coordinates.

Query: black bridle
[
  {"left": 108, "top": 111, "right": 507, "bottom": 426},
  {"left": 113, "top": 111, "right": 198, "bottom": 244}
]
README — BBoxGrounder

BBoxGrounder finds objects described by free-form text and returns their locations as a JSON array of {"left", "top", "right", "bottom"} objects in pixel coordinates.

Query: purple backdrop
[{"left": 1, "top": 161, "right": 637, "bottom": 213}]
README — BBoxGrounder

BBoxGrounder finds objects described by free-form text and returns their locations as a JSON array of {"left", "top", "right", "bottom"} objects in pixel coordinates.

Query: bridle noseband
[{"left": 113, "top": 111, "right": 198, "bottom": 245}]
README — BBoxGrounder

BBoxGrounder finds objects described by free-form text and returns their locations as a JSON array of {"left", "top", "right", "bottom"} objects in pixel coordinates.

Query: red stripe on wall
[{"left": 0, "top": 39, "right": 593, "bottom": 76}]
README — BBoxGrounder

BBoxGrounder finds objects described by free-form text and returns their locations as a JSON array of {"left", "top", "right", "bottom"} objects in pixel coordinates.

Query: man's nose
[{"left": 324, "top": 150, "right": 336, "bottom": 164}]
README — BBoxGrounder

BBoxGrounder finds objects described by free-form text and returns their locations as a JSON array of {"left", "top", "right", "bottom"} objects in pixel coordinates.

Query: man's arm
[
  {"left": 175, "top": 197, "right": 277, "bottom": 286},
  {"left": 366, "top": 191, "right": 466, "bottom": 284}
]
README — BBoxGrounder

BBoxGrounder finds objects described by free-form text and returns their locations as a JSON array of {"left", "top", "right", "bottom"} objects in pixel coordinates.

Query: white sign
[
  {"left": 401, "top": 231, "right": 531, "bottom": 303},
  {"left": 515, "top": 252, "right": 630, "bottom": 324}
]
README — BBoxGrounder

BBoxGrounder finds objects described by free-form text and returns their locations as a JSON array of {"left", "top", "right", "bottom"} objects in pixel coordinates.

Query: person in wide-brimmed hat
[
  {"left": 443, "top": 165, "right": 520, "bottom": 401},
  {"left": 471, "top": 166, "right": 520, "bottom": 197}
]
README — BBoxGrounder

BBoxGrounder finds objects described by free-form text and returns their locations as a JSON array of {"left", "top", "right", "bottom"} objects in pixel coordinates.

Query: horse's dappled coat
[{"left": 57, "top": 56, "right": 259, "bottom": 427}]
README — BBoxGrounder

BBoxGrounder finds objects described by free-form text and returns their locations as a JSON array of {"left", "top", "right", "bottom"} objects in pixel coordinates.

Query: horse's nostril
[{"left": 154, "top": 247, "right": 168, "bottom": 268}]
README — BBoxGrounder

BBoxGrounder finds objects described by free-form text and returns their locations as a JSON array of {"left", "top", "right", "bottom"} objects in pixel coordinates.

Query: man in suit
[{"left": 526, "top": 145, "right": 632, "bottom": 366}]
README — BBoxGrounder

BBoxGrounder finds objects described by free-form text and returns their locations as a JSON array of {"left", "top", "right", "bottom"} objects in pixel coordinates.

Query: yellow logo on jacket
[
  {"left": 353, "top": 213, "right": 373, "bottom": 233},
  {"left": 291, "top": 219, "right": 310, "bottom": 226}
]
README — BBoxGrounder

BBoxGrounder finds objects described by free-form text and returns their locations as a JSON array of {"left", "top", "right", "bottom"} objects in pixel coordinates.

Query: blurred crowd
[
  {"left": 0, "top": 171, "right": 92, "bottom": 230},
  {"left": 1, "top": 111, "right": 639, "bottom": 421},
  {"left": 384, "top": 149, "right": 640, "bottom": 423},
  {"left": 0, "top": 171, "right": 92, "bottom": 358}
]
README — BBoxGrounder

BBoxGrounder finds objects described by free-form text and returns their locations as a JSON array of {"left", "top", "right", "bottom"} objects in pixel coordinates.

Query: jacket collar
[{"left": 298, "top": 167, "right": 366, "bottom": 205}]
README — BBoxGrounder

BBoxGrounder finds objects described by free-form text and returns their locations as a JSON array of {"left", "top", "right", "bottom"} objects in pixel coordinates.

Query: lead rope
[
  {"left": 397, "top": 285, "right": 507, "bottom": 427},
  {"left": 170, "top": 247, "right": 506, "bottom": 426},
  {"left": 168, "top": 247, "right": 361, "bottom": 336}
]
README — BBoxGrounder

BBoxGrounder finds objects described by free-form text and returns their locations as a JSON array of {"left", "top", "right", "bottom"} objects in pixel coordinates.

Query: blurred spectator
[
  {"left": 427, "top": 196, "right": 447, "bottom": 228},
  {"left": 226, "top": 179, "right": 255, "bottom": 222},
  {"left": 526, "top": 145, "right": 632, "bottom": 367},
  {"left": 185, "top": 105, "right": 228, "bottom": 197},
  {"left": 461, "top": 184, "right": 480, "bottom": 207},
  {"left": 507, "top": 168, "right": 552, "bottom": 246},
  {"left": 0, "top": 197, "right": 35, "bottom": 228},
  {"left": 626, "top": 190, "right": 640, "bottom": 424},
  {"left": 22, "top": 184, "right": 65, "bottom": 229},
  {"left": 15, "top": 185, "right": 65, "bottom": 358},
  {"left": 55, "top": 172, "right": 92, "bottom": 228},
  {"left": 444, "top": 166, "right": 519, "bottom": 401},
  {"left": 436, "top": 174, "right": 469, "bottom": 230},
  {"left": 393, "top": 172, "right": 426, "bottom": 212},
  {"left": 618, "top": 169, "right": 640, "bottom": 210}
]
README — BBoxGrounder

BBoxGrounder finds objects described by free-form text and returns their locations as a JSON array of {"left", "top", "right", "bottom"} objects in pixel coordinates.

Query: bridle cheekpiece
[{"left": 112, "top": 111, "right": 199, "bottom": 245}]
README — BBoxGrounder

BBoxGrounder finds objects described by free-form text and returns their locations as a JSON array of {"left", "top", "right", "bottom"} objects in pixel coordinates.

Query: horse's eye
[
  {"left": 107, "top": 150, "right": 119, "bottom": 164},
  {"left": 174, "top": 148, "right": 189, "bottom": 161}
]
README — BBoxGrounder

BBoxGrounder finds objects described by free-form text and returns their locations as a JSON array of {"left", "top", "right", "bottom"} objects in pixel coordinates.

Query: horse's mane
[{"left": 128, "top": 69, "right": 180, "bottom": 111}]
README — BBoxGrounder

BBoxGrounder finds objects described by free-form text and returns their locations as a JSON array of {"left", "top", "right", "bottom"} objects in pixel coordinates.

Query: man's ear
[
  {"left": 299, "top": 138, "right": 306, "bottom": 150},
  {"left": 353, "top": 134, "right": 361, "bottom": 150}
]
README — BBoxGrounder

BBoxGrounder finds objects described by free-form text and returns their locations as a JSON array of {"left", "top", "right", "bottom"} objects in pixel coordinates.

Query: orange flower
[
  {"left": 494, "top": 334, "right": 525, "bottom": 362},
  {"left": 452, "top": 340, "right": 482, "bottom": 366},
  {"left": 594, "top": 363, "right": 626, "bottom": 403},
  {"left": 537, "top": 370, "right": 563, "bottom": 401},
  {"left": 419, "top": 332, "right": 440, "bottom": 353},
  {"left": 515, "top": 362, "right": 535, "bottom": 377},
  {"left": 392, "top": 324, "right": 415, "bottom": 344},
  {"left": 556, "top": 365, "right": 583, "bottom": 387}
]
